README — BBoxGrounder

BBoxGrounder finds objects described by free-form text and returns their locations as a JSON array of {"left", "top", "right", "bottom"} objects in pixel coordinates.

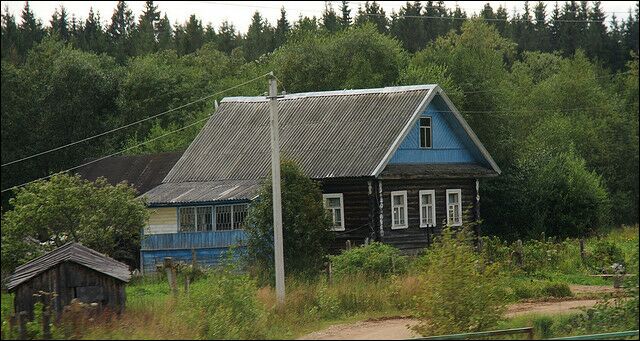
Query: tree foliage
[
  {"left": 244, "top": 159, "right": 333, "bottom": 281},
  {"left": 1, "top": 174, "right": 148, "bottom": 273}
]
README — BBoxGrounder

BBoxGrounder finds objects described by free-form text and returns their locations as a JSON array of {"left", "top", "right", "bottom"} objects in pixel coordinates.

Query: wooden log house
[{"left": 138, "top": 84, "right": 501, "bottom": 272}]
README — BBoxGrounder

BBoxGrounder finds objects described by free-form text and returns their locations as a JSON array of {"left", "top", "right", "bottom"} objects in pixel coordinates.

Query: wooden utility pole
[{"left": 268, "top": 72, "right": 285, "bottom": 306}]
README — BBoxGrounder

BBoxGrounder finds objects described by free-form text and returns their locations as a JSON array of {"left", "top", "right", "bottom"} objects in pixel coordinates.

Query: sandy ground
[{"left": 298, "top": 285, "right": 616, "bottom": 340}]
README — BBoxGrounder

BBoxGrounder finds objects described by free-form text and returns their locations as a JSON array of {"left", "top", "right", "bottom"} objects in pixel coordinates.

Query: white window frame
[
  {"left": 419, "top": 116, "right": 432, "bottom": 149},
  {"left": 323, "top": 193, "right": 345, "bottom": 231},
  {"left": 419, "top": 190, "right": 436, "bottom": 228},
  {"left": 446, "top": 189, "right": 463, "bottom": 227},
  {"left": 391, "top": 190, "right": 408, "bottom": 229}
]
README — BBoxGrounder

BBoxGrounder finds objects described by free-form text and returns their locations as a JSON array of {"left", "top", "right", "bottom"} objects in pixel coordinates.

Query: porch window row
[{"left": 178, "top": 204, "right": 249, "bottom": 232}]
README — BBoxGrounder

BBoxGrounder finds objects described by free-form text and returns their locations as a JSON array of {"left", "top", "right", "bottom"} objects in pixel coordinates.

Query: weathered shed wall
[{"left": 14, "top": 262, "right": 126, "bottom": 319}]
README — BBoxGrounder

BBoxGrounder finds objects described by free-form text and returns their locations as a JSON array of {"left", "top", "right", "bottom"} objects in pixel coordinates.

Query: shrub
[
  {"left": 542, "top": 282, "right": 573, "bottom": 298},
  {"left": 589, "top": 239, "right": 626, "bottom": 272},
  {"left": 179, "top": 266, "right": 265, "bottom": 339},
  {"left": 413, "top": 228, "right": 507, "bottom": 336},
  {"left": 245, "top": 158, "right": 333, "bottom": 282},
  {"left": 330, "top": 242, "right": 408, "bottom": 278}
]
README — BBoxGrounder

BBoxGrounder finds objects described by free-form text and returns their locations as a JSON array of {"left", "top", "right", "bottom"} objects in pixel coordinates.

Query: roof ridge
[{"left": 221, "top": 84, "right": 437, "bottom": 103}]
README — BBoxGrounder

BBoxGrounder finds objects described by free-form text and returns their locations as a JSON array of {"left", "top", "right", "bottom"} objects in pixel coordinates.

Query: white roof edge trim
[
  {"left": 221, "top": 84, "right": 437, "bottom": 103},
  {"left": 436, "top": 89, "right": 502, "bottom": 175},
  {"left": 371, "top": 87, "right": 438, "bottom": 177}
]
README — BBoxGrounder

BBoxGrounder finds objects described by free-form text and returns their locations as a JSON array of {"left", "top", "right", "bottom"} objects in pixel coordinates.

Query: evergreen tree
[
  {"left": 623, "top": 3, "right": 639, "bottom": 58},
  {"left": 217, "top": 20, "right": 240, "bottom": 55},
  {"left": 354, "top": 1, "right": 388, "bottom": 33},
  {"left": 423, "top": 1, "right": 441, "bottom": 43},
  {"left": 532, "top": 2, "right": 551, "bottom": 52},
  {"left": 322, "top": 2, "right": 340, "bottom": 33},
  {"left": 157, "top": 13, "right": 173, "bottom": 50},
  {"left": 390, "top": 2, "right": 426, "bottom": 53},
  {"left": 339, "top": 1, "right": 352, "bottom": 29},
  {"left": 495, "top": 5, "right": 509, "bottom": 37},
  {"left": 18, "top": 1, "right": 45, "bottom": 58},
  {"left": 274, "top": 7, "right": 290, "bottom": 48},
  {"left": 608, "top": 14, "right": 625, "bottom": 71},
  {"left": 79, "top": 8, "right": 106, "bottom": 53},
  {"left": 204, "top": 23, "right": 216, "bottom": 45},
  {"left": 182, "top": 14, "right": 204, "bottom": 55},
  {"left": 558, "top": 1, "right": 579, "bottom": 56},
  {"left": 586, "top": 1, "right": 608, "bottom": 64},
  {"left": 50, "top": 6, "right": 70, "bottom": 41},
  {"left": 244, "top": 11, "right": 274, "bottom": 61},
  {"left": 134, "top": 0, "right": 160, "bottom": 55},
  {"left": 107, "top": 0, "right": 135, "bottom": 62},
  {"left": 1, "top": 6, "right": 19, "bottom": 62},
  {"left": 450, "top": 5, "right": 466, "bottom": 34},
  {"left": 512, "top": 2, "right": 533, "bottom": 54},
  {"left": 549, "top": 1, "right": 561, "bottom": 52}
]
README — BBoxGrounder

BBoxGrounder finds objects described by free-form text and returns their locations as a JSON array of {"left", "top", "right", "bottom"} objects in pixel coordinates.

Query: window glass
[
  {"left": 323, "top": 194, "right": 344, "bottom": 231},
  {"left": 179, "top": 207, "right": 196, "bottom": 232},
  {"left": 420, "top": 117, "right": 432, "bottom": 148},
  {"left": 391, "top": 192, "right": 407, "bottom": 228},
  {"left": 196, "top": 207, "right": 213, "bottom": 231},
  {"left": 232, "top": 204, "right": 248, "bottom": 229},
  {"left": 216, "top": 205, "right": 232, "bottom": 230}
]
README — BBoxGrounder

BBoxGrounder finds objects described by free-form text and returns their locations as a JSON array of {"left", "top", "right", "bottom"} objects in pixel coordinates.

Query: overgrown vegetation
[
  {"left": 330, "top": 242, "right": 408, "bottom": 278},
  {"left": 244, "top": 158, "right": 333, "bottom": 283},
  {"left": 0, "top": 174, "right": 148, "bottom": 274},
  {"left": 1, "top": 226, "right": 637, "bottom": 339}
]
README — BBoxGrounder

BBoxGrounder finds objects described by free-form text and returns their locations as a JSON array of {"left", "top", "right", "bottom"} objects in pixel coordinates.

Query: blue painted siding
[
  {"left": 389, "top": 95, "right": 485, "bottom": 165},
  {"left": 141, "top": 230, "right": 247, "bottom": 273}
]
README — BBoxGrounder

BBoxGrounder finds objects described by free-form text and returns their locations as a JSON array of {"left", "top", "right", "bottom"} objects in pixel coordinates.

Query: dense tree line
[
  {"left": 2, "top": 1, "right": 638, "bottom": 68},
  {"left": 1, "top": 1, "right": 638, "bottom": 239}
]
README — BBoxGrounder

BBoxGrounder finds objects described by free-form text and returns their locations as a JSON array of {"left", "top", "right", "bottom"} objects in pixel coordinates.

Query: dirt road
[{"left": 298, "top": 285, "right": 616, "bottom": 340}]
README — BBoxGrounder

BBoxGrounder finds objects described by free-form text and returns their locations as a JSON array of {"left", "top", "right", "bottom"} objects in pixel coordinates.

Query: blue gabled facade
[{"left": 389, "top": 94, "right": 489, "bottom": 167}]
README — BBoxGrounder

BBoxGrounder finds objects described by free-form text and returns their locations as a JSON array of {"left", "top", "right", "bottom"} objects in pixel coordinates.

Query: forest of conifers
[{"left": 1, "top": 1, "right": 638, "bottom": 240}]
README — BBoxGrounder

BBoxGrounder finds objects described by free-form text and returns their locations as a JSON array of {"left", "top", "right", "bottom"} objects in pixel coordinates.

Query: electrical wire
[
  {"left": 1, "top": 72, "right": 271, "bottom": 168},
  {"left": 1, "top": 115, "right": 213, "bottom": 194}
]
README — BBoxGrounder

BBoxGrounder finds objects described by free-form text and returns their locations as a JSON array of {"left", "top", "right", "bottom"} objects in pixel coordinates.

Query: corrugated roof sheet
[
  {"left": 143, "top": 179, "right": 261, "bottom": 206},
  {"left": 76, "top": 151, "right": 183, "bottom": 194},
  {"left": 6, "top": 242, "right": 131, "bottom": 291},
  {"left": 163, "top": 85, "right": 435, "bottom": 182}
]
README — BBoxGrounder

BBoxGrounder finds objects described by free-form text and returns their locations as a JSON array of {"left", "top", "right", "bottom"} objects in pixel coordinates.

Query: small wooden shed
[{"left": 6, "top": 242, "right": 131, "bottom": 319}]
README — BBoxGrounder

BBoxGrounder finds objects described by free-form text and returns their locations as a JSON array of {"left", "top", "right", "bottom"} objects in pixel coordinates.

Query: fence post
[
  {"left": 39, "top": 292, "right": 52, "bottom": 340},
  {"left": 327, "top": 261, "right": 333, "bottom": 285},
  {"left": 164, "top": 257, "right": 178, "bottom": 296},
  {"left": 512, "top": 239, "right": 524, "bottom": 267},
  {"left": 184, "top": 277, "right": 190, "bottom": 295},
  {"left": 579, "top": 239, "right": 586, "bottom": 263},
  {"left": 18, "top": 311, "right": 27, "bottom": 340},
  {"left": 346, "top": 240, "right": 352, "bottom": 250}
]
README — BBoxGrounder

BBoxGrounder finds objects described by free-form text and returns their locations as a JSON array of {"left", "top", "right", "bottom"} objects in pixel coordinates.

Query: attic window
[{"left": 420, "top": 117, "right": 432, "bottom": 148}]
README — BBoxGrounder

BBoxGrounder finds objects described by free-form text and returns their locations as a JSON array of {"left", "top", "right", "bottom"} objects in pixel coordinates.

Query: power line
[
  {"left": 1, "top": 73, "right": 271, "bottom": 168},
  {"left": 362, "top": 12, "right": 608, "bottom": 24},
  {"left": 1, "top": 114, "right": 213, "bottom": 194}
]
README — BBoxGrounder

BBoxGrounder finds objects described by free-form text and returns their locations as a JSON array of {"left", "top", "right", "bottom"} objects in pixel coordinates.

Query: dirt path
[{"left": 299, "top": 285, "right": 616, "bottom": 340}]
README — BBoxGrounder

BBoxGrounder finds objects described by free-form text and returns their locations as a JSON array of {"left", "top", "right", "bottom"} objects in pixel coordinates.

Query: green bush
[
  {"left": 179, "top": 267, "right": 265, "bottom": 339},
  {"left": 542, "top": 282, "right": 573, "bottom": 298},
  {"left": 589, "top": 239, "right": 626, "bottom": 272},
  {"left": 413, "top": 228, "right": 507, "bottom": 335},
  {"left": 330, "top": 242, "right": 408, "bottom": 278}
]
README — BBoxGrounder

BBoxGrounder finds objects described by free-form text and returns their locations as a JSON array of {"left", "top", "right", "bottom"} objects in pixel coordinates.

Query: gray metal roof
[
  {"left": 143, "top": 179, "right": 260, "bottom": 206},
  {"left": 7, "top": 242, "right": 131, "bottom": 291},
  {"left": 163, "top": 85, "right": 436, "bottom": 182}
]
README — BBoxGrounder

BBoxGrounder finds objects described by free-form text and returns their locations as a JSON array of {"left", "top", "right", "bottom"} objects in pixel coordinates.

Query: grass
[{"left": 1, "top": 225, "right": 637, "bottom": 339}]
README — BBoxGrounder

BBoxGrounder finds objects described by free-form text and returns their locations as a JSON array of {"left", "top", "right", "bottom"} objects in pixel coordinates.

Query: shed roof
[
  {"left": 76, "top": 151, "right": 183, "bottom": 194},
  {"left": 6, "top": 242, "right": 131, "bottom": 291},
  {"left": 143, "top": 179, "right": 261, "bottom": 206}
]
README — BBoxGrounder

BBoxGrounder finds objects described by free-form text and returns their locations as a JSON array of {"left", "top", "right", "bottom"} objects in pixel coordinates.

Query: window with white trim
[
  {"left": 420, "top": 117, "right": 432, "bottom": 148},
  {"left": 419, "top": 190, "right": 436, "bottom": 227},
  {"left": 323, "top": 193, "right": 345, "bottom": 231},
  {"left": 391, "top": 190, "right": 408, "bottom": 229},
  {"left": 446, "top": 189, "right": 462, "bottom": 226}
]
